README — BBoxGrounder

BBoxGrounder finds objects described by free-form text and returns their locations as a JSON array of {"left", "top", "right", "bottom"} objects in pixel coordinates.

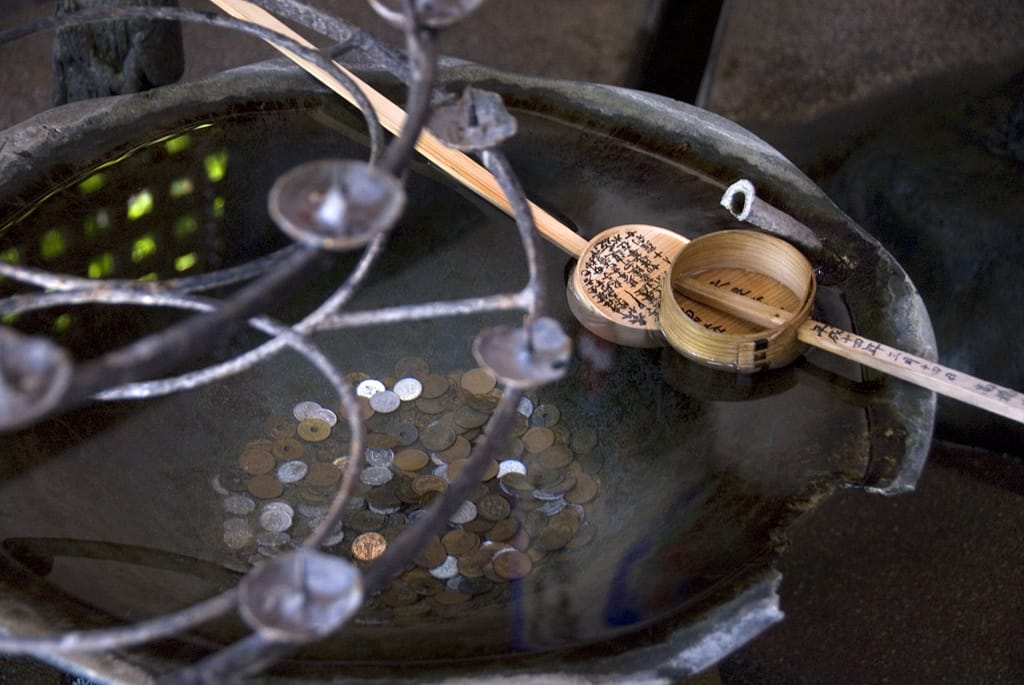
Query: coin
[
  {"left": 369, "top": 390, "right": 401, "bottom": 413},
  {"left": 223, "top": 494, "right": 256, "bottom": 515},
  {"left": 246, "top": 474, "right": 284, "bottom": 499},
  {"left": 497, "top": 459, "right": 527, "bottom": 478},
  {"left": 413, "top": 536, "right": 447, "bottom": 568},
  {"left": 394, "top": 356, "right": 430, "bottom": 379},
  {"left": 420, "top": 421, "right": 456, "bottom": 451},
  {"left": 566, "top": 472, "right": 599, "bottom": 504},
  {"left": 259, "top": 508, "right": 293, "bottom": 533},
  {"left": 415, "top": 397, "right": 445, "bottom": 414},
  {"left": 356, "top": 379, "right": 387, "bottom": 398},
  {"left": 454, "top": 405, "right": 489, "bottom": 429},
  {"left": 448, "top": 500, "right": 478, "bottom": 525},
  {"left": 538, "top": 444, "right": 574, "bottom": 469},
  {"left": 522, "top": 427, "right": 555, "bottom": 453},
  {"left": 516, "top": 396, "right": 534, "bottom": 418},
  {"left": 411, "top": 474, "right": 445, "bottom": 496},
  {"left": 266, "top": 417, "right": 296, "bottom": 439},
  {"left": 360, "top": 465, "right": 394, "bottom": 487},
  {"left": 379, "top": 583, "right": 419, "bottom": 608},
  {"left": 345, "top": 509, "right": 387, "bottom": 532},
  {"left": 442, "top": 529, "right": 480, "bottom": 556},
  {"left": 486, "top": 517, "right": 520, "bottom": 542},
  {"left": 297, "top": 418, "right": 331, "bottom": 442},
  {"left": 460, "top": 367, "right": 497, "bottom": 395},
  {"left": 223, "top": 517, "right": 253, "bottom": 550},
  {"left": 394, "top": 448, "right": 430, "bottom": 472},
  {"left": 391, "top": 421, "right": 419, "bottom": 446},
  {"left": 351, "top": 532, "right": 387, "bottom": 562},
  {"left": 365, "top": 448, "right": 395, "bottom": 467},
  {"left": 393, "top": 377, "right": 423, "bottom": 401},
  {"left": 239, "top": 445, "right": 275, "bottom": 475},
  {"left": 218, "top": 467, "right": 248, "bottom": 492},
  {"left": 530, "top": 403, "right": 561, "bottom": 427},
  {"left": 304, "top": 462, "right": 341, "bottom": 487},
  {"left": 292, "top": 401, "right": 321, "bottom": 421},
  {"left": 357, "top": 396, "right": 375, "bottom": 419},
  {"left": 436, "top": 436, "right": 471, "bottom": 463},
  {"left": 533, "top": 524, "right": 573, "bottom": 552},
  {"left": 272, "top": 437, "right": 304, "bottom": 461},
  {"left": 491, "top": 548, "right": 532, "bottom": 580},
  {"left": 428, "top": 555, "right": 459, "bottom": 579},
  {"left": 419, "top": 373, "right": 449, "bottom": 399},
  {"left": 276, "top": 460, "right": 308, "bottom": 484},
  {"left": 433, "top": 589, "right": 471, "bottom": 605},
  {"left": 367, "top": 487, "right": 402, "bottom": 515},
  {"left": 571, "top": 425, "right": 598, "bottom": 453},
  {"left": 310, "top": 407, "right": 338, "bottom": 426},
  {"left": 477, "top": 494, "right": 512, "bottom": 521},
  {"left": 366, "top": 432, "right": 399, "bottom": 450}
]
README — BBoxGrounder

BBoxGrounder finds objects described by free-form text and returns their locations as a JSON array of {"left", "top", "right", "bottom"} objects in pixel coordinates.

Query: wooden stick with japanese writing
[{"left": 677, "top": 277, "right": 1024, "bottom": 423}]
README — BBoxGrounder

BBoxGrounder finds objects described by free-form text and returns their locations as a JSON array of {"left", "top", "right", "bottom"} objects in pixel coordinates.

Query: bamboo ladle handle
[
  {"left": 676, "top": 274, "right": 1024, "bottom": 424},
  {"left": 208, "top": 0, "right": 588, "bottom": 256}
]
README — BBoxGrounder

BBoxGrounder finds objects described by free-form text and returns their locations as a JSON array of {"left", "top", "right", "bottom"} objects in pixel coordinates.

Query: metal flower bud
[
  {"left": 268, "top": 159, "right": 405, "bottom": 251},
  {"left": 368, "top": 0, "right": 487, "bottom": 28},
  {"left": 0, "top": 326, "right": 72, "bottom": 432},
  {"left": 238, "top": 548, "right": 364, "bottom": 642},
  {"left": 472, "top": 316, "right": 572, "bottom": 389},
  {"left": 430, "top": 87, "right": 517, "bottom": 152}
]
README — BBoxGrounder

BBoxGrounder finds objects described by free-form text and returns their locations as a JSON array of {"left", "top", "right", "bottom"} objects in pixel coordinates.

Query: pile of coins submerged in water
[{"left": 211, "top": 356, "right": 602, "bottom": 620}]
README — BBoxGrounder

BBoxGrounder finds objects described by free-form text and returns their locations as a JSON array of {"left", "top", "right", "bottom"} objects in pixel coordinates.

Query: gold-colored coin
[
  {"left": 246, "top": 474, "right": 284, "bottom": 499},
  {"left": 415, "top": 397, "right": 445, "bottom": 414},
  {"left": 272, "top": 437, "right": 304, "bottom": 461},
  {"left": 491, "top": 548, "right": 532, "bottom": 580},
  {"left": 366, "top": 432, "right": 400, "bottom": 450},
  {"left": 442, "top": 529, "right": 480, "bottom": 556},
  {"left": 522, "top": 427, "right": 555, "bottom": 453},
  {"left": 357, "top": 396, "right": 375, "bottom": 420},
  {"left": 297, "top": 418, "right": 331, "bottom": 442},
  {"left": 436, "top": 435, "right": 471, "bottom": 463},
  {"left": 394, "top": 448, "right": 430, "bottom": 472},
  {"left": 264, "top": 416, "right": 296, "bottom": 439},
  {"left": 460, "top": 367, "right": 497, "bottom": 395},
  {"left": 379, "top": 584, "right": 419, "bottom": 608},
  {"left": 477, "top": 494, "right": 512, "bottom": 521},
  {"left": 238, "top": 444, "right": 275, "bottom": 475},
  {"left": 446, "top": 458, "right": 469, "bottom": 482},
  {"left": 351, "top": 532, "right": 387, "bottom": 562},
  {"left": 566, "top": 472, "right": 600, "bottom": 504},
  {"left": 304, "top": 462, "right": 342, "bottom": 487}
]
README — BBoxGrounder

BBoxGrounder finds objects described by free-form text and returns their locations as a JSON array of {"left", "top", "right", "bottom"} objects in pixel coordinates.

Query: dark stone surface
[
  {"left": 823, "top": 71, "right": 1024, "bottom": 454},
  {"left": 52, "top": 0, "right": 184, "bottom": 105}
]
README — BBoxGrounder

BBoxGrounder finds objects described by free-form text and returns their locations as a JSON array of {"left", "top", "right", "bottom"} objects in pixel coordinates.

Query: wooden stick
[
  {"left": 208, "top": 0, "right": 588, "bottom": 257},
  {"left": 675, "top": 276, "right": 1024, "bottom": 423}
]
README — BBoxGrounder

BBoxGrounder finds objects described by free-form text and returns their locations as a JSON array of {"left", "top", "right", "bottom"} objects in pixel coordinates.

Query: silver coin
[
  {"left": 359, "top": 465, "right": 394, "bottom": 486},
  {"left": 322, "top": 525, "right": 346, "bottom": 547},
  {"left": 532, "top": 489, "right": 566, "bottom": 502},
  {"left": 261, "top": 500, "right": 295, "bottom": 517},
  {"left": 433, "top": 464, "right": 449, "bottom": 482},
  {"left": 259, "top": 508, "right": 294, "bottom": 533},
  {"left": 516, "top": 396, "right": 535, "bottom": 418},
  {"left": 210, "top": 475, "right": 230, "bottom": 496},
  {"left": 406, "top": 508, "right": 427, "bottom": 524},
  {"left": 365, "top": 447, "right": 395, "bottom": 467},
  {"left": 223, "top": 517, "right": 253, "bottom": 550},
  {"left": 256, "top": 530, "right": 291, "bottom": 547},
  {"left": 292, "top": 400, "right": 322, "bottom": 421},
  {"left": 393, "top": 421, "right": 419, "bottom": 446},
  {"left": 540, "top": 498, "right": 567, "bottom": 516},
  {"left": 297, "top": 501, "right": 330, "bottom": 519},
  {"left": 497, "top": 459, "right": 527, "bottom": 478},
  {"left": 310, "top": 407, "right": 338, "bottom": 426},
  {"left": 369, "top": 390, "right": 401, "bottom": 413},
  {"left": 223, "top": 494, "right": 256, "bottom": 516},
  {"left": 429, "top": 554, "right": 460, "bottom": 579},
  {"left": 448, "top": 500, "right": 478, "bottom": 525},
  {"left": 276, "top": 460, "right": 308, "bottom": 484},
  {"left": 356, "top": 379, "right": 386, "bottom": 398},
  {"left": 393, "top": 377, "right": 423, "bottom": 401}
]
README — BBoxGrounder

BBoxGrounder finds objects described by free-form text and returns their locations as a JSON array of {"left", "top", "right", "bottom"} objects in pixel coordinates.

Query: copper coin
[
  {"left": 533, "top": 524, "right": 574, "bottom": 552},
  {"left": 394, "top": 356, "right": 430, "bottom": 379},
  {"left": 246, "top": 474, "right": 284, "bottom": 499},
  {"left": 297, "top": 418, "right": 331, "bottom": 442},
  {"left": 491, "top": 548, "right": 532, "bottom": 580},
  {"left": 522, "top": 427, "right": 555, "bottom": 453},
  {"left": 415, "top": 397, "right": 445, "bottom": 414},
  {"left": 345, "top": 509, "right": 387, "bottom": 532},
  {"left": 442, "top": 529, "right": 480, "bottom": 556},
  {"left": 411, "top": 474, "right": 446, "bottom": 496},
  {"left": 419, "top": 373, "right": 450, "bottom": 399},
  {"left": 571, "top": 425, "right": 599, "bottom": 453},
  {"left": 530, "top": 403, "right": 561, "bottom": 427},
  {"left": 272, "top": 437, "right": 304, "bottom": 461},
  {"left": 460, "top": 367, "right": 497, "bottom": 395},
  {"left": 420, "top": 421, "right": 457, "bottom": 451},
  {"left": 367, "top": 432, "right": 400, "bottom": 450},
  {"left": 304, "top": 462, "right": 342, "bottom": 487},
  {"left": 487, "top": 517, "right": 520, "bottom": 542},
  {"left": 265, "top": 416, "right": 296, "bottom": 439},
  {"left": 454, "top": 405, "right": 489, "bottom": 429},
  {"left": 357, "top": 395, "right": 375, "bottom": 420},
  {"left": 477, "top": 494, "right": 512, "bottom": 521},
  {"left": 436, "top": 435, "right": 471, "bottom": 463},
  {"left": 413, "top": 536, "right": 447, "bottom": 568},
  {"left": 394, "top": 448, "right": 430, "bottom": 472},
  {"left": 351, "top": 532, "right": 387, "bottom": 562},
  {"left": 433, "top": 590, "right": 471, "bottom": 605},
  {"left": 239, "top": 445, "right": 275, "bottom": 475}
]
